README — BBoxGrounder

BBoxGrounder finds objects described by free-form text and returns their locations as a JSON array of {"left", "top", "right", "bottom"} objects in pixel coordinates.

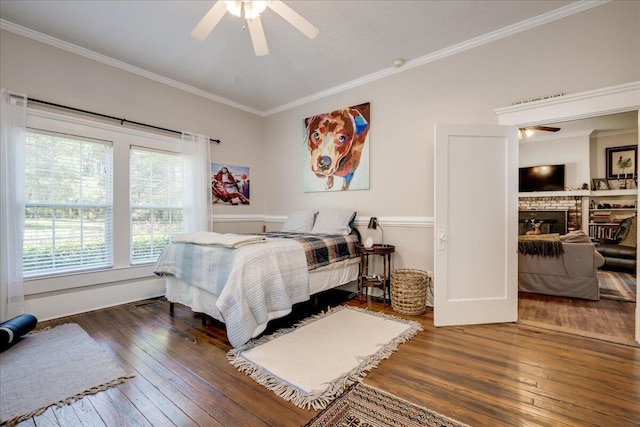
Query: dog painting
[{"left": 303, "top": 102, "right": 370, "bottom": 192}]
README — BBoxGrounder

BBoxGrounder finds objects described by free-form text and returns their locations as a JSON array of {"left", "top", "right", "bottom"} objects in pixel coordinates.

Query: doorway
[
  {"left": 496, "top": 82, "right": 640, "bottom": 344},
  {"left": 517, "top": 112, "right": 638, "bottom": 344}
]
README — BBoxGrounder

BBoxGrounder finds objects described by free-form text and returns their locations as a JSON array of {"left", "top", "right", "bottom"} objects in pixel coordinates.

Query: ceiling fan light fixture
[
  {"left": 193, "top": 0, "right": 318, "bottom": 56},
  {"left": 524, "top": 129, "right": 535, "bottom": 138},
  {"left": 224, "top": 1, "right": 269, "bottom": 19},
  {"left": 224, "top": 1, "right": 242, "bottom": 17}
]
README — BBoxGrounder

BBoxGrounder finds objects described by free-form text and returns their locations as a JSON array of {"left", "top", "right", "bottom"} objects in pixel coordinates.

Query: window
[
  {"left": 130, "top": 147, "right": 183, "bottom": 264},
  {"left": 23, "top": 130, "right": 113, "bottom": 276},
  {"left": 22, "top": 112, "right": 184, "bottom": 286}
]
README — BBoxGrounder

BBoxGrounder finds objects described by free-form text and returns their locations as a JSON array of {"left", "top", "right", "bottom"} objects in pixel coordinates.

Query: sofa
[
  {"left": 595, "top": 215, "right": 637, "bottom": 273},
  {"left": 518, "top": 230, "right": 605, "bottom": 300}
]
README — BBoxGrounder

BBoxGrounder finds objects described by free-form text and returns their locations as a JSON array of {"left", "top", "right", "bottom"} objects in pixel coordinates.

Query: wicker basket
[{"left": 391, "top": 269, "right": 429, "bottom": 315}]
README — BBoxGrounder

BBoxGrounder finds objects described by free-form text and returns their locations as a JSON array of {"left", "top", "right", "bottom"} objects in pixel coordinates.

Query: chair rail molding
[
  {"left": 263, "top": 215, "right": 434, "bottom": 228},
  {"left": 212, "top": 214, "right": 266, "bottom": 223}
]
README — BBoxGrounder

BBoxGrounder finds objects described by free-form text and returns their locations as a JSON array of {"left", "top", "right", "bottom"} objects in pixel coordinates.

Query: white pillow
[
  {"left": 311, "top": 210, "right": 357, "bottom": 235},
  {"left": 281, "top": 210, "right": 317, "bottom": 233}
]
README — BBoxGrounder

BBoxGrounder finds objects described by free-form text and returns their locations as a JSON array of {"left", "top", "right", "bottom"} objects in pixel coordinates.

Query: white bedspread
[
  {"left": 172, "top": 231, "right": 266, "bottom": 248},
  {"left": 154, "top": 238, "right": 309, "bottom": 347}
]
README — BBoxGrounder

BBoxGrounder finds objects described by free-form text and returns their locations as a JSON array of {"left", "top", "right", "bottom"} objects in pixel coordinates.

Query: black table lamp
[{"left": 368, "top": 217, "right": 384, "bottom": 244}]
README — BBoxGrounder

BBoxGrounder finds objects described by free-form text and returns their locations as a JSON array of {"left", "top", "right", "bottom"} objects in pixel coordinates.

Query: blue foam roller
[{"left": 0, "top": 313, "right": 38, "bottom": 352}]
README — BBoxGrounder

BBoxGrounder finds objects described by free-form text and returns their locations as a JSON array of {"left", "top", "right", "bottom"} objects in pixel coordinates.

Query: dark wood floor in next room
[{"left": 20, "top": 292, "right": 639, "bottom": 427}]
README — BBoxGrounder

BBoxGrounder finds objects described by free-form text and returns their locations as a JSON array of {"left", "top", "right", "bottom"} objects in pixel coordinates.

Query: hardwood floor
[
  {"left": 518, "top": 292, "right": 636, "bottom": 344},
  {"left": 18, "top": 292, "right": 640, "bottom": 427}
]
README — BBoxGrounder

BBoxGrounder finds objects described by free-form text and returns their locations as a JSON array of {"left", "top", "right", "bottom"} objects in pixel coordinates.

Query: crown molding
[
  {"left": 593, "top": 128, "right": 638, "bottom": 138},
  {"left": 0, "top": 19, "right": 264, "bottom": 117},
  {"left": 2, "top": 1, "right": 607, "bottom": 118},
  {"left": 263, "top": 1, "right": 609, "bottom": 116}
]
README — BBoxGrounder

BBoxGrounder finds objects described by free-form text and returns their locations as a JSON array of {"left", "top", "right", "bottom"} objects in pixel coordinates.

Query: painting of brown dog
[{"left": 304, "top": 102, "right": 370, "bottom": 192}]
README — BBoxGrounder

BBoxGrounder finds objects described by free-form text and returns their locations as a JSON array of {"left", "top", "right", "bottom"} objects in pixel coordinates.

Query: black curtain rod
[{"left": 28, "top": 98, "right": 221, "bottom": 144}]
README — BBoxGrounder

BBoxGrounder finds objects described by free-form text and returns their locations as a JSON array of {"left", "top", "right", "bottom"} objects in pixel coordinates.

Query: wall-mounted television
[{"left": 519, "top": 164, "right": 565, "bottom": 192}]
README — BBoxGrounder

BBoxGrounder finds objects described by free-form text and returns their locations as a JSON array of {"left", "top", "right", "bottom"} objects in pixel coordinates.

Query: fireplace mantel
[{"left": 519, "top": 190, "right": 589, "bottom": 198}]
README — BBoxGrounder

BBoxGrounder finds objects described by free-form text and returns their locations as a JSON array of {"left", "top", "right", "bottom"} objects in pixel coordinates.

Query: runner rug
[
  {"left": 598, "top": 270, "right": 636, "bottom": 301},
  {"left": 227, "top": 305, "right": 423, "bottom": 410},
  {"left": 305, "top": 382, "right": 470, "bottom": 427},
  {"left": 0, "top": 323, "right": 133, "bottom": 426}
]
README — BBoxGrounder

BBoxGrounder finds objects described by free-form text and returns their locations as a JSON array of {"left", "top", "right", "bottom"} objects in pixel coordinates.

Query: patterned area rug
[
  {"left": 598, "top": 270, "right": 637, "bottom": 302},
  {"left": 304, "top": 382, "right": 470, "bottom": 427}
]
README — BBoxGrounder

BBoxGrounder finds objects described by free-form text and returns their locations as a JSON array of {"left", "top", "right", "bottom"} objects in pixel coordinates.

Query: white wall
[
  {"left": 261, "top": 1, "right": 640, "bottom": 272},
  {"left": 1, "top": 1, "right": 639, "bottom": 319},
  {"left": 519, "top": 133, "right": 592, "bottom": 191}
]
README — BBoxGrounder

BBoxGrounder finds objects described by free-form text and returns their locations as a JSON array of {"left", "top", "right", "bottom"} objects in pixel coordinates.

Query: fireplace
[{"left": 518, "top": 210, "right": 568, "bottom": 235}]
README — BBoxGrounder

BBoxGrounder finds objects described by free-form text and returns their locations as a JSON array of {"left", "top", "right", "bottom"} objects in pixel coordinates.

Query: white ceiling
[{"left": 1, "top": 0, "right": 599, "bottom": 116}]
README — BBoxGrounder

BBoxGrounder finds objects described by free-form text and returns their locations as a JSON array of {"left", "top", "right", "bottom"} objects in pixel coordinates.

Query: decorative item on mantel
[{"left": 592, "top": 178, "right": 610, "bottom": 191}]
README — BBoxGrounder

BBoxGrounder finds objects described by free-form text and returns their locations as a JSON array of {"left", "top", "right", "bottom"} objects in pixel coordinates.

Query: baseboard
[{"left": 24, "top": 277, "right": 166, "bottom": 321}]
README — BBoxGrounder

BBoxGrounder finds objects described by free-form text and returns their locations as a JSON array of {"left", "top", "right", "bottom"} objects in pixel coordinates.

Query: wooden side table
[{"left": 357, "top": 244, "right": 395, "bottom": 305}]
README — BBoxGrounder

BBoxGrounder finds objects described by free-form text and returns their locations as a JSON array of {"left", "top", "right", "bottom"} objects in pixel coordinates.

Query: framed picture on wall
[
  {"left": 211, "top": 163, "right": 250, "bottom": 205},
  {"left": 606, "top": 145, "right": 637, "bottom": 180}
]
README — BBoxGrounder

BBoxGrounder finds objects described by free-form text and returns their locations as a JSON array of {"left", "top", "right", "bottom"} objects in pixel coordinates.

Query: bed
[{"left": 153, "top": 210, "right": 360, "bottom": 347}]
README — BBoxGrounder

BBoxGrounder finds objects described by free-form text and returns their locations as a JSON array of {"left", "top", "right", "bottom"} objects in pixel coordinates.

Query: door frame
[{"left": 495, "top": 81, "right": 640, "bottom": 344}]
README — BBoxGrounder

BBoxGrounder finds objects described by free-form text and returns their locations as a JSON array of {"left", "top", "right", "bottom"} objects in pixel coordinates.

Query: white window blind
[
  {"left": 23, "top": 130, "right": 113, "bottom": 276},
  {"left": 130, "top": 146, "right": 183, "bottom": 264}
]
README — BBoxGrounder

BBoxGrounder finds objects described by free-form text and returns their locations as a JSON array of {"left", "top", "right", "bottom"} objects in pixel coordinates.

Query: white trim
[
  {"left": 354, "top": 216, "right": 434, "bottom": 228},
  {"left": 590, "top": 189, "right": 637, "bottom": 197},
  {"left": 264, "top": 1, "right": 608, "bottom": 116},
  {"left": 212, "top": 214, "right": 266, "bottom": 223},
  {"left": 24, "top": 277, "right": 165, "bottom": 322},
  {"left": 496, "top": 82, "right": 640, "bottom": 126},
  {"left": 24, "top": 265, "right": 156, "bottom": 295},
  {"left": 263, "top": 215, "right": 434, "bottom": 228},
  {"left": 595, "top": 128, "right": 638, "bottom": 138},
  {"left": 1, "top": 1, "right": 606, "bottom": 117},
  {"left": 0, "top": 19, "right": 263, "bottom": 117},
  {"left": 518, "top": 190, "right": 590, "bottom": 198}
]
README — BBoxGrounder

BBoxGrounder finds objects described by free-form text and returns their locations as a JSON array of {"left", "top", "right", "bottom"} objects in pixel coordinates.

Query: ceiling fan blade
[
  {"left": 191, "top": 1, "right": 227, "bottom": 41},
  {"left": 530, "top": 125, "right": 561, "bottom": 132},
  {"left": 268, "top": 0, "right": 319, "bottom": 39},
  {"left": 247, "top": 17, "right": 269, "bottom": 56}
]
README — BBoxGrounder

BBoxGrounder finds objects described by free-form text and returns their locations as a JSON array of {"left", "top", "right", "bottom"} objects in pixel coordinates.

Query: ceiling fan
[
  {"left": 518, "top": 125, "right": 561, "bottom": 139},
  {"left": 191, "top": 0, "right": 319, "bottom": 56}
]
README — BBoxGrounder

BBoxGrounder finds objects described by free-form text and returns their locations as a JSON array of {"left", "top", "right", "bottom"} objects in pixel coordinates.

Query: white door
[{"left": 434, "top": 124, "right": 519, "bottom": 326}]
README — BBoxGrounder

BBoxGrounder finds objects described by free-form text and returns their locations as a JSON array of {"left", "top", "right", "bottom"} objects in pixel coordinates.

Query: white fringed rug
[
  {"left": 0, "top": 323, "right": 133, "bottom": 426},
  {"left": 227, "top": 305, "right": 423, "bottom": 410}
]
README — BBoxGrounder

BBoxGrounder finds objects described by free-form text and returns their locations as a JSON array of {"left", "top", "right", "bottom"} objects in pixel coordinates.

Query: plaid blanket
[
  {"left": 518, "top": 234, "right": 564, "bottom": 257},
  {"left": 255, "top": 232, "right": 359, "bottom": 271}
]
